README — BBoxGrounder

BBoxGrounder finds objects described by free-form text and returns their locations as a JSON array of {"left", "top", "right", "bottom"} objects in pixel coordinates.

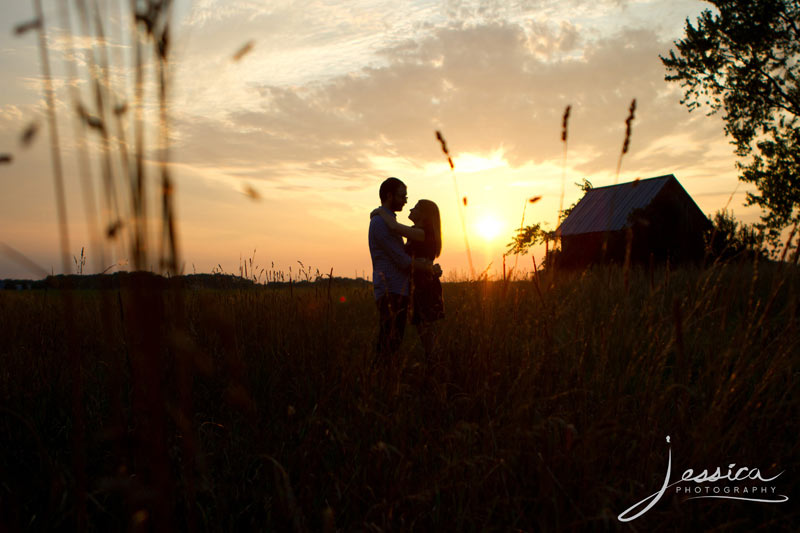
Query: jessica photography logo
[{"left": 618, "top": 436, "right": 789, "bottom": 522}]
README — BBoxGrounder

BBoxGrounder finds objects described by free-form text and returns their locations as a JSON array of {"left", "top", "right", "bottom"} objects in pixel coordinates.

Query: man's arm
[
  {"left": 371, "top": 216, "right": 412, "bottom": 270},
  {"left": 371, "top": 217, "right": 441, "bottom": 276},
  {"left": 370, "top": 207, "right": 425, "bottom": 242}
]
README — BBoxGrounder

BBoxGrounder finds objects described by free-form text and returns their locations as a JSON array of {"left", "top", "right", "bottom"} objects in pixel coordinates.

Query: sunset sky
[{"left": 0, "top": 0, "right": 762, "bottom": 280}]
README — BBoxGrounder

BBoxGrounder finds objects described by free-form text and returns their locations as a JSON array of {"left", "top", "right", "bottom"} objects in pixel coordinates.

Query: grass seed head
[
  {"left": 435, "top": 130, "right": 449, "bottom": 155},
  {"left": 243, "top": 184, "right": 261, "bottom": 200},
  {"left": 561, "top": 105, "right": 571, "bottom": 142},
  {"left": 622, "top": 98, "right": 636, "bottom": 154},
  {"left": 233, "top": 40, "right": 255, "bottom": 62},
  {"left": 435, "top": 130, "right": 454, "bottom": 169},
  {"left": 20, "top": 121, "right": 39, "bottom": 147},
  {"left": 14, "top": 18, "right": 42, "bottom": 36},
  {"left": 107, "top": 220, "right": 124, "bottom": 239}
]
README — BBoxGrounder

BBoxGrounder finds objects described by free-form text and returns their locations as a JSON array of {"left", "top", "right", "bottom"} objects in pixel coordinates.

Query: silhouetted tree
[
  {"left": 505, "top": 179, "right": 591, "bottom": 268},
  {"left": 662, "top": 0, "right": 800, "bottom": 244},
  {"left": 505, "top": 223, "right": 549, "bottom": 257},
  {"left": 559, "top": 178, "right": 593, "bottom": 222},
  {"left": 706, "top": 209, "right": 766, "bottom": 260}
]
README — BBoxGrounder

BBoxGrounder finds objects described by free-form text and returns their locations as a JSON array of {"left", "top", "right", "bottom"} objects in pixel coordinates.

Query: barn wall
[
  {"left": 560, "top": 231, "right": 628, "bottom": 268},
  {"left": 628, "top": 180, "right": 710, "bottom": 264}
]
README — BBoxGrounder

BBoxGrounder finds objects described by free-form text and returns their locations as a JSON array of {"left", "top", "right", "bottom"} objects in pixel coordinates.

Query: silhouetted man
[{"left": 369, "top": 177, "right": 436, "bottom": 358}]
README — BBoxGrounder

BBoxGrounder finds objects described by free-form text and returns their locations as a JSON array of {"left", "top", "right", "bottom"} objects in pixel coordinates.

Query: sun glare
[
  {"left": 452, "top": 150, "right": 508, "bottom": 174},
  {"left": 475, "top": 215, "right": 503, "bottom": 241}
]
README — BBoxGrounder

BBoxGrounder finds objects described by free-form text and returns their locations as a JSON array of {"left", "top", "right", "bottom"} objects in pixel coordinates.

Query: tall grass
[
  {"left": 8, "top": 3, "right": 180, "bottom": 530},
  {"left": 12, "top": 0, "right": 178, "bottom": 275},
  {"left": 436, "top": 130, "right": 475, "bottom": 279},
  {"left": 0, "top": 262, "right": 797, "bottom": 530}
]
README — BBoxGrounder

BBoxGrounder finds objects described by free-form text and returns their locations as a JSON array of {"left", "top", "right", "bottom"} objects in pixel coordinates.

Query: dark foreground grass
[{"left": 0, "top": 262, "right": 798, "bottom": 531}]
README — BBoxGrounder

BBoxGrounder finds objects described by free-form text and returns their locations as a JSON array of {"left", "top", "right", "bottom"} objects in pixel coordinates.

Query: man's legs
[{"left": 376, "top": 293, "right": 408, "bottom": 358}]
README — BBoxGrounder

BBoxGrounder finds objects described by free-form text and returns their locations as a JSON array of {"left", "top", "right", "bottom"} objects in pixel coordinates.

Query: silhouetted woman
[{"left": 372, "top": 199, "right": 444, "bottom": 358}]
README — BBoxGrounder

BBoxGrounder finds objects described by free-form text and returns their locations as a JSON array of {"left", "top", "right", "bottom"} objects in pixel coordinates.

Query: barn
[{"left": 557, "top": 174, "right": 711, "bottom": 268}]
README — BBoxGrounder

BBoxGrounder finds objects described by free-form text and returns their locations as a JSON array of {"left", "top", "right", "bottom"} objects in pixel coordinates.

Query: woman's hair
[{"left": 417, "top": 199, "right": 442, "bottom": 258}]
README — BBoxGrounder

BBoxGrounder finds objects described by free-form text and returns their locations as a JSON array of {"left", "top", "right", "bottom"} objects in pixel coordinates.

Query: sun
[{"left": 475, "top": 215, "right": 503, "bottom": 241}]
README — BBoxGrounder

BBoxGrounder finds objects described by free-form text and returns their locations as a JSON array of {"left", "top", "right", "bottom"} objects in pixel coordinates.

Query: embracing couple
[{"left": 368, "top": 177, "right": 444, "bottom": 360}]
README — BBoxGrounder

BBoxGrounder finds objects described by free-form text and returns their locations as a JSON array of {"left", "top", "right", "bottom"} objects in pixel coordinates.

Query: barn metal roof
[{"left": 559, "top": 175, "right": 676, "bottom": 236}]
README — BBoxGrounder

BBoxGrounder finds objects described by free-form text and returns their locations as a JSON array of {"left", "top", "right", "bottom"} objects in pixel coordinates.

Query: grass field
[{"left": 0, "top": 260, "right": 797, "bottom": 531}]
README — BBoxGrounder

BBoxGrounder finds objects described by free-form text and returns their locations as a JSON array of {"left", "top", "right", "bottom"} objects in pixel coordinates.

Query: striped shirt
[{"left": 369, "top": 207, "right": 411, "bottom": 299}]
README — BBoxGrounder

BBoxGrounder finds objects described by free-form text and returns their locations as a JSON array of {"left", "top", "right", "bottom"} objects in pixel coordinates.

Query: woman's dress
[{"left": 405, "top": 232, "right": 444, "bottom": 325}]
